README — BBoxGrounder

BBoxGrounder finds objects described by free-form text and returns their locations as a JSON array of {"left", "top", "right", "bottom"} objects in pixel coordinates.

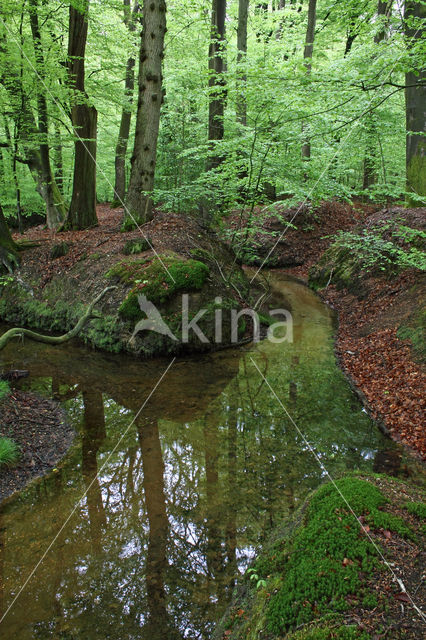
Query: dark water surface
[{"left": 0, "top": 273, "right": 418, "bottom": 639}]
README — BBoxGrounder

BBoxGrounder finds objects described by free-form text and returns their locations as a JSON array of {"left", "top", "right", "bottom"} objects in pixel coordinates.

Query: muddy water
[{"left": 0, "top": 273, "right": 416, "bottom": 639}]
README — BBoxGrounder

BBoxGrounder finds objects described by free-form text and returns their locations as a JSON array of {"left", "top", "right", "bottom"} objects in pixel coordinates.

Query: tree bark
[
  {"left": 125, "top": 1, "right": 167, "bottom": 226},
  {"left": 207, "top": 0, "right": 226, "bottom": 172},
  {"left": 301, "top": 0, "right": 316, "bottom": 176},
  {"left": 404, "top": 0, "right": 426, "bottom": 205},
  {"left": 112, "top": 0, "right": 139, "bottom": 206},
  {"left": 65, "top": 0, "right": 98, "bottom": 230}
]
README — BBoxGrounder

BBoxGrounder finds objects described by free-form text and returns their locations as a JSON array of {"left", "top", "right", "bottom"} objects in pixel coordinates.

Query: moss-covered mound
[
  {"left": 215, "top": 474, "right": 425, "bottom": 640},
  {"left": 106, "top": 254, "right": 209, "bottom": 320}
]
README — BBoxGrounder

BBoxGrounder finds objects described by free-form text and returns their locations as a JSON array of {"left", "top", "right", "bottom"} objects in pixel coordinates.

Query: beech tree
[
  {"left": 112, "top": 0, "right": 139, "bottom": 206},
  {"left": 64, "top": 0, "right": 98, "bottom": 230},
  {"left": 301, "top": 0, "right": 317, "bottom": 174},
  {"left": 207, "top": 0, "right": 226, "bottom": 172},
  {"left": 404, "top": 0, "right": 426, "bottom": 204},
  {"left": 125, "top": 0, "right": 167, "bottom": 226}
]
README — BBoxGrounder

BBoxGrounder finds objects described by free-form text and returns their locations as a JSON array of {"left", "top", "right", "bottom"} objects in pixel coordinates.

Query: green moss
[
  {"left": 107, "top": 254, "right": 209, "bottom": 320},
  {"left": 122, "top": 238, "right": 152, "bottom": 255},
  {"left": 286, "top": 621, "right": 371, "bottom": 639},
  {"left": 404, "top": 501, "right": 426, "bottom": 520},
  {"left": 264, "top": 477, "right": 414, "bottom": 635},
  {"left": 0, "top": 296, "right": 123, "bottom": 355}
]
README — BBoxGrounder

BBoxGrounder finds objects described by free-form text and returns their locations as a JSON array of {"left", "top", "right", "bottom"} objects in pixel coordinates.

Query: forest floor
[{"left": 0, "top": 390, "right": 74, "bottom": 503}]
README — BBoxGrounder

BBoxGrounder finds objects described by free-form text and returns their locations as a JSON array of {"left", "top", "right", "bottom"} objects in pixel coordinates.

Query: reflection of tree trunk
[
  {"left": 82, "top": 390, "right": 107, "bottom": 554},
  {"left": 203, "top": 410, "right": 225, "bottom": 604},
  {"left": 225, "top": 402, "right": 237, "bottom": 596},
  {"left": 137, "top": 418, "right": 178, "bottom": 640}
]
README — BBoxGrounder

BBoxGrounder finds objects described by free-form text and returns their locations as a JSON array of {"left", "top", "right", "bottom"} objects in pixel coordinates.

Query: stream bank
[{"left": 214, "top": 473, "right": 425, "bottom": 640}]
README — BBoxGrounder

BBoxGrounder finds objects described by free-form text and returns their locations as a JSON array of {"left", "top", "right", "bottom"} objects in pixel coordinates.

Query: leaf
[{"left": 394, "top": 592, "right": 410, "bottom": 603}]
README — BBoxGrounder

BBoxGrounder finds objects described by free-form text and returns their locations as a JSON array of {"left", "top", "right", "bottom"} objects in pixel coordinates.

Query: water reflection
[{"left": 0, "top": 273, "right": 420, "bottom": 639}]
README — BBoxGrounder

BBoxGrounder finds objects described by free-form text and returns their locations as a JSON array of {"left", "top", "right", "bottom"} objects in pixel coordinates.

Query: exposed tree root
[{"left": 0, "top": 286, "right": 116, "bottom": 351}]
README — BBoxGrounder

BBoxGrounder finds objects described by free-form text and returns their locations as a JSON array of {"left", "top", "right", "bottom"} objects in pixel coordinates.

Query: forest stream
[{"left": 0, "top": 273, "right": 420, "bottom": 640}]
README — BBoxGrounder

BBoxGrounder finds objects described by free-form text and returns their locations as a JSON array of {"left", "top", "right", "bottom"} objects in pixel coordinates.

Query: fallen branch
[{"left": 0, "top": 286, "right": 116, "bottom": 352}]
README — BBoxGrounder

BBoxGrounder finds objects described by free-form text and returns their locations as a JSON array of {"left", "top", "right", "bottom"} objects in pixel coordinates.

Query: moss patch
[
  {"left": 217, "top": 475, "right": 424, "bottom": 640},
  {"left": 122, "top": 238, "right": 152, "bottom": 255},
  {"left": 106, "top": 254, "right": 209, "bottom": 320}
]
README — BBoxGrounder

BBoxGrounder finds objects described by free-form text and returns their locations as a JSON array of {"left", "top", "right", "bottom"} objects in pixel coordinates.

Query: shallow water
[{"left": 0, "top": 273, "right": 417, "bottom": 639}]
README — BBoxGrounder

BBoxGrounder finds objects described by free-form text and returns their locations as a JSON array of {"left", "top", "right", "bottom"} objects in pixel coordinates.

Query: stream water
[{"left": 0, "top": 273, "right": 418, "bottom": 639}]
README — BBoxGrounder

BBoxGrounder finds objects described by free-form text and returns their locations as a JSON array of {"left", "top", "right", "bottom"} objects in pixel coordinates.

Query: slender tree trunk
[
  {"left": 29, "top": 0, "right": 66, "bottom": 229},
  {"left": 65, "top": 0, "right": 98, "bottom": 230},
  {"left": 404, "top": 0, "right": 426, "bottom": 205},
  {"left": 236, "top": 0, "right": 249, "bottom": 128},
  {"left": 81, "top": 390, "right": 107, "bottom": 555},
  {"left": 207, "top": 0, "right": 226, "bottom": 172},
  {"left": 3, "top": 119, "right": 22, "bottom": 232},
  {"left": 362, "top": 1, "right": 392, "bottom": 191},
  {"left": 113, "top": 0, "right": 139, "bottom": 206},
  {"left": 301, "top": 0, "right": 316, "bottom": 177},
  {"left": 125, "top": 1, "right": 167, "bottom": 226},
  {"left": 53, "top": 120, "right": 64, "bottom": 195}
]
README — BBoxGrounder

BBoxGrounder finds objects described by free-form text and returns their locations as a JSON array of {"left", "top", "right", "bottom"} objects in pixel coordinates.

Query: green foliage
[
  {"left": 404, "top": 501, "right": 426, "bottom": 520},
  {"left": 0, "top": 380, "right": 10, "bottom": 402},
  {"left": 122, "top": 238, "right": 152, "bottom": 255},
  {"left": 331, "top": 225, "right": 426, "bottom": 276},
  {"left": 264, "top": 477, "right": 413, "bottom": 635},
  {"left": 0, "top": 437, "right": 20, "bottom": 467},
  {"left": 107, "top": 255, "right": 209, "bottom": 320}
]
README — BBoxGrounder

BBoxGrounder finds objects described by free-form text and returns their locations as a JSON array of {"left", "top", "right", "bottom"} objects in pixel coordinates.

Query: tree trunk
[
  {"left": 362, "top": 1, "right": 392, "bottom": 191},
  {"left": 236, "top": 0, "right": 249, "bottom": 128},
  {"left": 65, "top": 0, "right": 98, "bottom": 230},
  {"left": 112, "top": 0, "right": 138, "bottom": 206},
  {"left": 29, "top": 0, "right": 66, "bottom": 229},
  {"left": 125, "top": 1, "right": 167, "bottom": 226},
  {"left": 0, "top": 203, "right": 19, "bottom": 264},
  {"left": 301, "top": 0, "right": 316, "bottom": 177},
  {"left": 404, "top": 0, "right": 426, "bottom": 205},
  {"left": 207, "top": 0, "right": 226, "bottom": 172}
]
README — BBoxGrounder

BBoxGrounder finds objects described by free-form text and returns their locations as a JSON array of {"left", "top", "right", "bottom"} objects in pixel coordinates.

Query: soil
[
  {"left": 0, "top": 390, "right": 74, "bottom": 503},
  {"left": 13, "top": 204, "right": 229, "bottom": 289}
]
